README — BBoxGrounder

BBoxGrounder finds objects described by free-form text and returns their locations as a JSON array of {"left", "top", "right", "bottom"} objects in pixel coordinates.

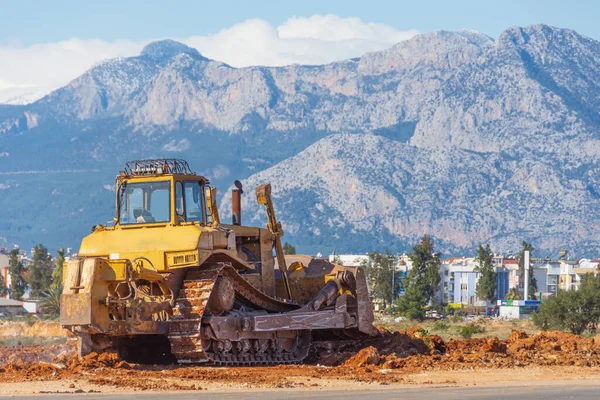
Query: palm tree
[{"left": 40, "top": 285, "right": 61, "bottom": 318}]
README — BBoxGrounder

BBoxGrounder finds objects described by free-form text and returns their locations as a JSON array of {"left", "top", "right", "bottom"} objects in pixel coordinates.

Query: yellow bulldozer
[{"left": 60, "top": 159, "right": 376, "bottom": 365}]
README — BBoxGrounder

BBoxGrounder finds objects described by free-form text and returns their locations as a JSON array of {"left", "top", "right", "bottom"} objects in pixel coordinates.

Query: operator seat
[{"left": 133, "top": 208, "right": 156, "bottom": 223}]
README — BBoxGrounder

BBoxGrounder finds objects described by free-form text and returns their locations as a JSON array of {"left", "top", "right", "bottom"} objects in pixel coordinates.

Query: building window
[
  {"left": 461, "top": 283, "right": 467, "bottom": 290},
  {"left": 444, "top": 270, "right": 449, "bottom": 276}
]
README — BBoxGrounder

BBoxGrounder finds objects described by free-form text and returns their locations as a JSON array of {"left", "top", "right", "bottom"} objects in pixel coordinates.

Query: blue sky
[
  {"left": 2, "top": 0, "right": 599, "bottom": 45},
  {"left": 1, "top": 0, "right": 599, "bottom": 104}
]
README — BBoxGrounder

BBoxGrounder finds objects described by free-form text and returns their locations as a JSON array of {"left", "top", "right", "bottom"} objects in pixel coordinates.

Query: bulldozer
[{"left": 60, "top": 159, "right": 376, "bottom": 365}]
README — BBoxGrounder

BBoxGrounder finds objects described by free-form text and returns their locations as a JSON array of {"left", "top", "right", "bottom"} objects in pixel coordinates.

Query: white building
[
  {"left": 328, "top": 254, "right": 370, "bottom": 267},
  {"left": 438, "top": 257, "right": 509, "bottom": 306}
]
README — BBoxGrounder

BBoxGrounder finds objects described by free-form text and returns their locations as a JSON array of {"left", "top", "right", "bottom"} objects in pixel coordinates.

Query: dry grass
[
  {"left": 376, "top": 315, "right": 540, "bottom": 340},
  {"left": 0, "top": 321, "right": 67, "bottom": 346},
  {"left": 0, "top": 321, "right": 66, "bottom": 337}
]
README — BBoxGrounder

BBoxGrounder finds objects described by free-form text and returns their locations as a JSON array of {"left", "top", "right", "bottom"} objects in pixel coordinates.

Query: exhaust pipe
[{"left": 232, "top": 180, "right": 243, "bottom": 225}]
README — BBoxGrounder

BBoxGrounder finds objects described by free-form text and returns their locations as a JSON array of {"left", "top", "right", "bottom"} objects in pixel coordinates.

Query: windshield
[{"left": 119, "top": 181, "right": 170, "bottom": 224}]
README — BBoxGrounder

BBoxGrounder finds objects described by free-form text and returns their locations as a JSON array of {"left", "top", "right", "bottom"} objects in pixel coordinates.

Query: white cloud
[
  {"left": 0, "top": 39, "right": 145, "bottom": 104},
  {"left": 212, "top": 165, "right": 231, "bottom": 180},
  {"left": 163, "top": 139, "right": 191, "bottom": 152},
  {"left": 0, "top": 15, "right": 418, "bottom": 104},
  {"left": 278, "top": 15, "right": 415, "bottom": 42},
  {"left": 186, "top": 15, "right": 418, "bottom": 67}
]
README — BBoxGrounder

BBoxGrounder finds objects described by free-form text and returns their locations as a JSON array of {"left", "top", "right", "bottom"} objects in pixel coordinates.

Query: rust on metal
[{"left": 232, "top": 188, "right": 242, "bottom": 225}]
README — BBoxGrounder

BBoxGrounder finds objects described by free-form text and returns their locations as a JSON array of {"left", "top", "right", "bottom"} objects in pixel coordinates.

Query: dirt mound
[
  {"left": 314, "top": 328, "right": 600, "bottom": 372},
  {"left": 311, "top": 326, "right": 438, "bottom": 366},
  {"left": 509, "top": 329, "right": 529, "bottom": 342},
  {"left": 0, "top": 343, "right": 72, "bottom": 366},
  {"left": 2, "top": 327, "right": 600, "bottom": 391},
  {"left": 426, "top": 329, "right": 600, "bottom": 370},
  {"left": 343, "top": 346, "right": 380, "bottom": 367},
  {"left": 482, "top": 338, "right": 507, "bottom": 354}
]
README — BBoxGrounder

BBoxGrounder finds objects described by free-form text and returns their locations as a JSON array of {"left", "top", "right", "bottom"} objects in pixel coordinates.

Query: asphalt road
[{"left": 4, "top": 383, "right": 600, "bottom": 400}]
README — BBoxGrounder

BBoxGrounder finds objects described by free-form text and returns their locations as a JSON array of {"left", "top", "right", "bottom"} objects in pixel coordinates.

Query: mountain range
[{"left": 1, "top": 24, "right": 600, "bottom": 257}]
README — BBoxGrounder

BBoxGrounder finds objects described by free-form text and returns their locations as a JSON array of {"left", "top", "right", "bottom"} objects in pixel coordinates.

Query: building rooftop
[{"left": 0, "top": 298, "right": 24, "bottom": 307}]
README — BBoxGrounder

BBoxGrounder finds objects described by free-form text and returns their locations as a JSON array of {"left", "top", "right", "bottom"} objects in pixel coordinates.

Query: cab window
[
  {"left": 119, "top": 181, "right": 170, "bottom": 224},
  {"left": 184, "top": 181, "right": 205, "bottom": 223},
  {"left": 175, "top": 181, "right": 184, "bottom": 221}
]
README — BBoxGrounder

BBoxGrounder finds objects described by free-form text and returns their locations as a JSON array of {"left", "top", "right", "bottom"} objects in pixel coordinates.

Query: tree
[
  {"left": 396, "top": 282, "right": 427, "bottom": 320},
  {"left": 533, "top": 273, "right": 600, "bottom": 335},
  {"left": 27, "top": 244, "right": 53, "bottom": 297},
  {"left": 474, "top": 244, "right": 497, "bottom": 304},
  {"left": 363, "top": 250, "right": 397, "bottom": 308},
  {"left": 40, "top": 285, "right": 61, "bottom": 318},
  {"left": 518, "top": 241, "right": 537, "bottom": 299},
  {"left": 8, "top": 248, "right": 27, "bottom": 299},
  {"left": 283, "top": 242, "right": 296, "bottom": 255},
  {"left": 398, "top": 235, "right": 441, "bottom": 318},
  {"left": 409, "top": 235, "right": 441, "bottom": 303},
  {"left": 0, "top": 271, "right": 7, "bottom": 297},
  {"left": 505, "top": 288, "right": 521, "bottom": 300},
  {"left": 51, "top": 248, "right": 65, "bottom": 294}
]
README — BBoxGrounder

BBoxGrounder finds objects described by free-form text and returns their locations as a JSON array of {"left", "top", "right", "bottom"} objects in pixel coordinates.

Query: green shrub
[
  {"left": 414, "top": 327, "right": 429, "bottom": 336},
  {"left": 458, "top": 323, "right": 485, "bottom": 339},
  {"left": 25, "top": 314, "right": 38, "bottom": 326},
  {"left": 433, "top": 321, "right": 450, "bottom": 331},
  {"left": 403, "top": 306, "right": 425, "bottom": 321},
  {"left": 385, "top": 304, "right": 401, "bottom": 315},
  {"left": 532, "top": 274, "right": 600, "bottom": 335}
]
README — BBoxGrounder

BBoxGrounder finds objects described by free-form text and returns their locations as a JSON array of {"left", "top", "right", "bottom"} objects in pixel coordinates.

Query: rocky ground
[{"left": 1, "top": 324, "right": 600, "bottom": 394}]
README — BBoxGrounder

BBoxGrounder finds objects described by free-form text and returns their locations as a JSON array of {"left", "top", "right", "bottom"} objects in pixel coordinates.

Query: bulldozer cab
[{"left": 116, "top": 159, "right": 210, "bottom": 227}]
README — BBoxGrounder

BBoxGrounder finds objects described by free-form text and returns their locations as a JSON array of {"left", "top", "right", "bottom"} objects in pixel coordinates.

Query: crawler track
[{"left": 168, "top": 264, "right": 311, "bottom": 365}]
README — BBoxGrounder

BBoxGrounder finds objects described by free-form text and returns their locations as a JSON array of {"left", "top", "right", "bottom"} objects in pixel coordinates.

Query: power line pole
[{"left": 391, "top": 258, "right": 395, "bottom": 304}]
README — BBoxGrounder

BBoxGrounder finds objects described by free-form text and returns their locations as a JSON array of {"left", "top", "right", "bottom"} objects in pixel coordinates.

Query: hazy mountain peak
[
  {"left": 358, "top": 28, "right": 492, "bottom": 75},
  {"left": 497, "top": 24, "right": 586, "bottom": 48},
  {"left": 140, "top": 39, "right": 206, "bottom": 63},
  {"left": 423, "top": 29, "right": 493, "bottom": 46}
]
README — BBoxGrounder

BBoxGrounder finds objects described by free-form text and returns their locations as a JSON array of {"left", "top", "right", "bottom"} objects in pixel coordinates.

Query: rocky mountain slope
[
  {"left": 1, "top": 25, "right": 600, "bottom": 256},
  {"left": 222, "top": 134, "right": 600, "bottom": 255}
]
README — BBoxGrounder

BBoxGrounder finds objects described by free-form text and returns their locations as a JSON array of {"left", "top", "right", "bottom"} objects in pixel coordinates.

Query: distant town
[
  {"left": 326, "top": 250, "right": 586, "bottom": 306},
  {"left": 0, "top": 246, "right": 590, "bottom": 301}
]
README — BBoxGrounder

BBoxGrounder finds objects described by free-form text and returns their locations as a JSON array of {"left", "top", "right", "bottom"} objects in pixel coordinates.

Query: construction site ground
[{"left": 1, "top": 319, "right": 600, "bottom": 395}]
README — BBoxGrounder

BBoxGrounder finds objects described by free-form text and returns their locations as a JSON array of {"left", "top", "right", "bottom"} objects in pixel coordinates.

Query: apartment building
[
  {"left": 438, "top": 257, "right": 509, "bottom": 306},
  {"left": 572, "top": 259, "right": 598, "bottom": 290}
]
